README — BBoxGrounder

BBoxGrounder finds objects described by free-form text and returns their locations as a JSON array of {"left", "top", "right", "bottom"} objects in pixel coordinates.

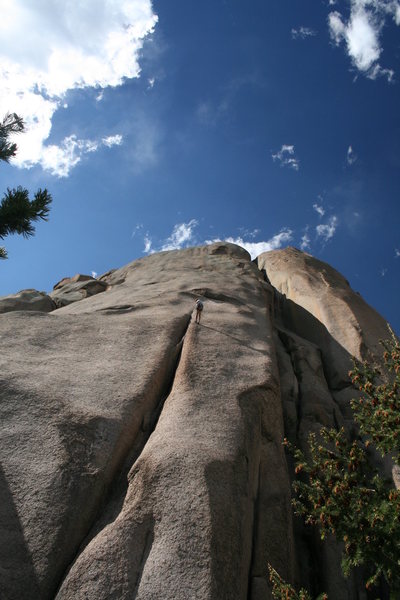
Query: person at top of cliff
[{"left": 195, "top": 298, "right": 203, "bottom": 324}]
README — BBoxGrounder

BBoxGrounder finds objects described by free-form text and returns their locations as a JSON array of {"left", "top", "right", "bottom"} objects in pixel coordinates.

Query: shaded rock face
[
  {"left": 257, "top": 247, "right": 389, "bottom": 363},
  {"left": 0, "top": 243, "right": 392, "bottom": 600}
]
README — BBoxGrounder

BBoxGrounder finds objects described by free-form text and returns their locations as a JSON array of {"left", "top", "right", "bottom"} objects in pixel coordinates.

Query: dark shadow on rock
[
  {"left": 204, "top": 387, "right": 263, "bottom": 600},
  {"left": 0, "top": 463, "right": 41, "bottom": 600},
  {"left": 276, "top": 293, "right": 355, "bottom": 391}
]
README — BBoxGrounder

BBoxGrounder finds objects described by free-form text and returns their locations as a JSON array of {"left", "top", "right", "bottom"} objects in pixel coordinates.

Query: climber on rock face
[{"left": 195, "top": 298, "right": 203, "bottom": 324}]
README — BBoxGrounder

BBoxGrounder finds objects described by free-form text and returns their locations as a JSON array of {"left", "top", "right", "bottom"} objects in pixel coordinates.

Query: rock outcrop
[
  {"left": 0, "top": 244, "right": 392, "bottom": 600},
  {"left": 50, "top": 274, "right": 107, "bottom": 308},
  {"left": 0, "top": 288, "right": 56, "bottom": 313}
]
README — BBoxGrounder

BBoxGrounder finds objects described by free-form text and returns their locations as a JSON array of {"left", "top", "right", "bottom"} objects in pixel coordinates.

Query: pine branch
[
  {"left": 0, "top": 187, "right": 52, "bottom": 240},
  {"left": 0, "top": 113, "right": 25, "bottom": 163}
]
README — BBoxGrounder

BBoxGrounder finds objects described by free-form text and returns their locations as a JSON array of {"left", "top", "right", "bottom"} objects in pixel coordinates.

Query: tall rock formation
[{"left": 0, "top": 244, "right": 392, "bottom": 599}]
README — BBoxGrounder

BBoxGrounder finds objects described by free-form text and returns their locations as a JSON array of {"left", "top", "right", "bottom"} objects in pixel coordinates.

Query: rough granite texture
[{"left": 0, "top": 243, "right": 393, "bottom": 600}]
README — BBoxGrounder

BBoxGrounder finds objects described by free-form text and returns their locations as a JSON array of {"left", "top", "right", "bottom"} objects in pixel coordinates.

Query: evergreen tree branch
[
  {"left": 0, "top": 187, "right": 52, "bottom": 240},
  {"left": 0, "top": 112, "right": 25, "bottom": 163}
]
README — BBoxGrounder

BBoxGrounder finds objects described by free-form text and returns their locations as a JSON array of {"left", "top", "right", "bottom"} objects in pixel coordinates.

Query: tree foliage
[
  {"left": 0, "top": 112, "right": 24, "bottom": 163},
  {"left": 0, "top": 112, "right": 52, "bottom": 259},
  {"left": 269, "top": 330, "right": 400, "bottom": 599},
  {"left": 268, "top": 565, "right": 328, "bottom": 600}
]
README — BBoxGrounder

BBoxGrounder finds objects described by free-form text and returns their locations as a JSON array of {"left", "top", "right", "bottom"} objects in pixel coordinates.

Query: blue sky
[{"left": 0, "top": 0, "right": 399, "bottom": 333}]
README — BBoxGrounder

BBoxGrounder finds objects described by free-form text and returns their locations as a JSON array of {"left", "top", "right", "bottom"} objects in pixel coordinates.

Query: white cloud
[
  {"left": 347, "top": 145, "right": 357, "bottom": 164},
  {"left": 142, "top": 224, "right": 293, "bottom": 260},
  {"left": 300, "top": 233, "right": 311, "bottom": 250},
  {"left": 142, "top": 220, "right": 199, "bottom": 255},
  {"left": 96, "top": 91, "right": 104, "bottom": 102},
  {"left": 161, "top": 220, "right": 199, "bottom": 251},
  {"left": 395, "top": 248, "right": 400, "bottom": 258},
  {"left": 0, "top": 1, "right": 158, "bottom": 175},
  {"left": 102, "top": 134, "right": 123, "bottom": 148},
  {"left": 316, "top": 216, "right": 338, "bottom": 242},
  {"left": 380, "top": 267, "right": 388, "bottom": 276},
  {"left": 144, "top": 235, "right": 152, "bottom": 253},
  {"left": 148, "top": 77, "right": 156, "bottom": 88},
  {"left": 313, "top": 203, "right": 325, "bottom": 217},
  {"left": 272, "top": 145, "right": 300, "bottom": 171},
  {"left": 205, "top": 229, "right": 293, "bottom": 260},
  {"left": 31, "top": 132, "right": 124, "bottom": 177},
  {"left": 291, "top": 26, "right": 317, "bottom": 39},
  {"left": 91, "top": 271, "right": 98, "bottom": 279},
  {"left": 328, "top": 1, "right": 400, "bottom": 80}
]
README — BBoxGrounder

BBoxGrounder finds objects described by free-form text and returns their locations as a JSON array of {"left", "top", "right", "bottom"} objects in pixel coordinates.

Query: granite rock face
[{"left": 0, "top": 244, "right": 392, "bottom": 600}]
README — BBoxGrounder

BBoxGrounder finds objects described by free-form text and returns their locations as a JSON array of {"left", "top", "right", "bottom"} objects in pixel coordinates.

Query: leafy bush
[{"left": 269, "top": 330, "right": 400, "bottom": 598}]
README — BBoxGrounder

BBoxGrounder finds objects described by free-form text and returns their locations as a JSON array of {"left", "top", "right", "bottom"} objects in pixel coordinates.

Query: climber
[{"left": 195, "top": 298, "right": 204, "bottom": 324}]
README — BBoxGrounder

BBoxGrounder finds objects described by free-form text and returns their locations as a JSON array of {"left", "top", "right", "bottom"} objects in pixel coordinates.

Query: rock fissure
[
  {"left": 277, "top": 329, "right": 303, "bottom": 439},
  {"left": 247, "top": 459, "right": 262, "bottom": 599}
]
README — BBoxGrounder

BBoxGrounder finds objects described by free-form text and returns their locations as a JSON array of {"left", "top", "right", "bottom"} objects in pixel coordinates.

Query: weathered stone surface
[
  {"left": 53, "top": 274, "right": 96, "bottom": 290},
  {"left": 0, "top": 243, "right": 294, "bottom": 600},
  {"left": 0, "top": 243, "right": 394, "bottom": 600},
  {"left": 0, "top": 288, "right": 56, "bottom": 313},
  {"left": 257, "top": 246, "right": 389, "bottom": 362},
  {"left": 49, "top": 277, "right": 107, "bottom": 308}
]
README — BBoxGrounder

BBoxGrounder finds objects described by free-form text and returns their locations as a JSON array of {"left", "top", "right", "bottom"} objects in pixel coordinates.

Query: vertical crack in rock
[
  {"left": 276, "top": 328, "right": 303, "bottom": 439},
  {"left": 54, "top": 315, "right": 191, "bottom": 598},
  {"left": 246, "top": 459, "right": 262, "bottom": 599}
]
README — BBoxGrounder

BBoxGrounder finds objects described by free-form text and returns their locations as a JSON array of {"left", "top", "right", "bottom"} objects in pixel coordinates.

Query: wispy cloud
[
  {"left": 128, "top": 116, "right": 161, "bottom": 172},
  {"left": 328, "top": 1, "right": 399, "bottom": 80},
  {"left": 143, "top": 235, "right": 152, "bottom": 254},
  {"left": 300, "top": 232, "right": 311, "bottom": 250},
  {"left": 91, "top": 271, "right": 98, "bottom": 279},
  {"left": 142, "top": 220, "right": 199, "bottom": 255},
  {"left": 347, "top": 145, "right": 357, "bottom": 165},
  {"left": 206, "top": 229, "right": 293, "bottom": 260},
  {"left": 196, "top": 73, "right": 264, "bottom": 127},
  {"left": 160, "top": 220, "right": 199, "bottom": 251},
  {"left": 380, "top": 267, "right": 388, "bottom": 277},
  {"left": 316, "top": 215, "right": 339, "bottom": 242},
  {"left": 142, "top": 222, "right": 293, "bottom": 260},
  {"left": 0, "top": 1, "right": 158, "bottom": 175},
  {"left": 35, "top": 132, "right": 124, "bottom": 177},
  {"left": 291, "top": 26, "right": 317, "bottom": 39},
  {"left": 132, "top": 224, "right": 144, "bottom": 239},
  {"left": 395, "top": 248, "right": 400, "bottom": 258},
  {"left": 102, "top": 134, "right": 123, "bottom": 148},
  {"left": 313, "top": 203, "right": 325, "bottom": 217},
  {"left": 272, "top": 145, "right": 300, "bottom": 171}
]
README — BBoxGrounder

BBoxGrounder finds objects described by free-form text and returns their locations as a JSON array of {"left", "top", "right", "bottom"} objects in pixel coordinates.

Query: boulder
[
  {"left": 53, "top": 274, "right": 96, "bottom": 290},
  {"left": 0, "top": 288, "right": 56, "bottom": 314},
  {"left": 50, "top": 277, "right": 107, "bottom": 308}
]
